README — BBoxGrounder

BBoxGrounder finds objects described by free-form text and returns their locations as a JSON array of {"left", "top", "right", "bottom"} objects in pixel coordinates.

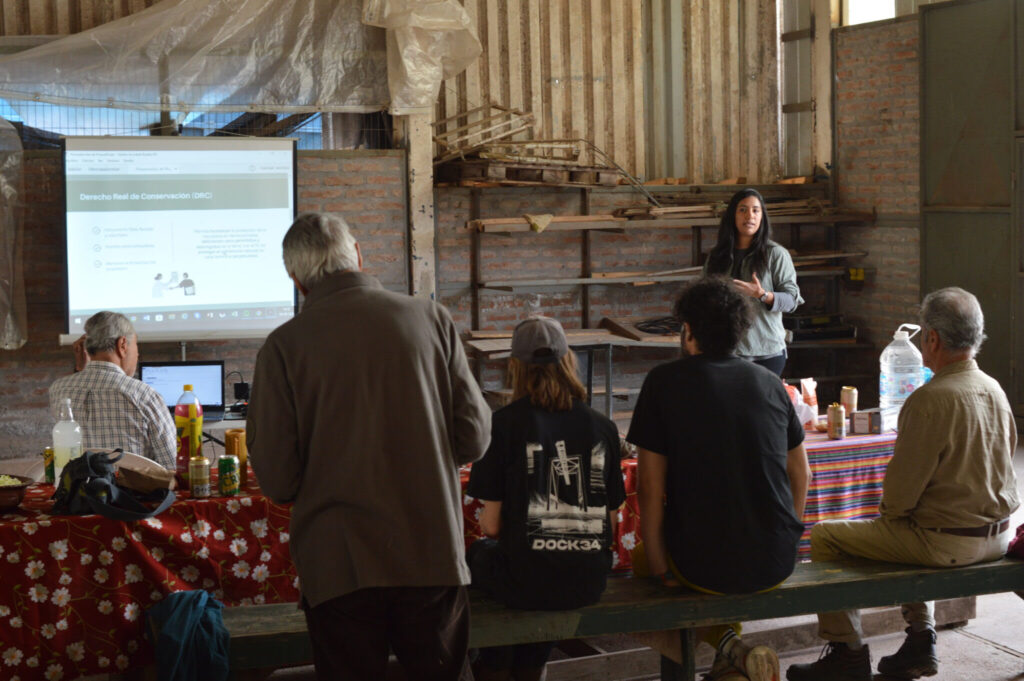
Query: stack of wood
[
  {"left": 432, "top": 102, "right": 621, "bottom": 188},
  {"left": 614, "top": 203, "right": 722, "bottom": 219},
  {"left": 615, "top": 198, "right": 835, "bottom": 221},
  {"left": 432, "top": 103, "right": 535, "bottom": 165}
]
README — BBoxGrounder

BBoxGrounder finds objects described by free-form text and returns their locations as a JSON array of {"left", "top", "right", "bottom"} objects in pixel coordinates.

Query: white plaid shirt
[{"left": 48, "top": 361, "right": 177, "bottom": 470}]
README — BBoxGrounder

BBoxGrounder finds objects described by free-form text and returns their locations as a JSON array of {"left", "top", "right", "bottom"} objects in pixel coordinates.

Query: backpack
[{"left": 51, "top": 449, "right": 175, "bottom": 521}]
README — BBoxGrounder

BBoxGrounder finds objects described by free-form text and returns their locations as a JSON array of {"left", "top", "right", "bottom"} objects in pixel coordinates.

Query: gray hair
[
  {"left": 919, "top": 287, "right": 986, "bottom": 356},
  {"left": 282, "top": 212, "right": 359, "bottom": 289},
  {"left": 84, "top": 311, "right": 135, "bottom": 354}
]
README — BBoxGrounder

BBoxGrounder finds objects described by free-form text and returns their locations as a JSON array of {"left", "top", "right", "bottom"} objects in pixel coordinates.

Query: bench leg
[{"left": 659, "top": 628, "right": 696, "bottom": 680}]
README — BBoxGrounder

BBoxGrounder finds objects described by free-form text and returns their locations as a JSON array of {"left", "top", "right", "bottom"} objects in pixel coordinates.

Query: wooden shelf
[
  {"left": 789, "top": 341, "right": 874, "bottom": 350},
  {"left": 469, "top": 212, "right": 874, "bottom": 233},
  {"left": 478, "top": 266, "right": 869, "bottom": 290}
]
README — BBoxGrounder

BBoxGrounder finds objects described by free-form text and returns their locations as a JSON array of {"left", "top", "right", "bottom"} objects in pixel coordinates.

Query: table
[
  {"left": 800, "top": 430, "right": 897, "bottom": 558},
  {"left": 0, "top": 431, "right": 893, "bottom": 679},
  {"left": 0, "top": 472, "right": 297, "bottom": 681}
]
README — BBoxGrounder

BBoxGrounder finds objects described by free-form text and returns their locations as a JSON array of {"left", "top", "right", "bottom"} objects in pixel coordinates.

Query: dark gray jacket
[{"left": 248, "top": 271, "right": 491, "bottom": 607}]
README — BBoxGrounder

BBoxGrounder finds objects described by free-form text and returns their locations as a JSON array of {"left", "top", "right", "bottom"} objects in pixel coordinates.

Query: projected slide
[{"left": 64, "top": 137, "right": 296, "bottom": 340}]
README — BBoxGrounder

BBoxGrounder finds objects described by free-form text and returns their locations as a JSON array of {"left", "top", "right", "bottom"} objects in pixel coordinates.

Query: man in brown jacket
[{"left": 248, "top": 212, "right": 491, "bottom": 681}]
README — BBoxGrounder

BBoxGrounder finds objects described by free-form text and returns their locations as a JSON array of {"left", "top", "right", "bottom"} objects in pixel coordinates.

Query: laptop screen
[{"left": 139, "top": 361, "right": 225, "bottom": 412}]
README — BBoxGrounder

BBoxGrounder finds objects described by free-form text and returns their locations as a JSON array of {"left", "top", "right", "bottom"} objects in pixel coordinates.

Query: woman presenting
[{"left": 702, "top": 188, "right": 803, "bottom": 375}]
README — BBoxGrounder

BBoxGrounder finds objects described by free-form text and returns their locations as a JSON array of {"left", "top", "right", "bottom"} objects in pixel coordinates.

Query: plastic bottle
[
  {"left": 52, "top": 397, "right": 83, "bottom": 479},
  {"left": 174, "top": 385, "right": 204, "bottom": 484},
  {"left": 879, "top": 323, "right": 925, "bottom": 429}
]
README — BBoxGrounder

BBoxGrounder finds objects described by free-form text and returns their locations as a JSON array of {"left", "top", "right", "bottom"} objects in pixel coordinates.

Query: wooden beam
[
  {"left": 811, "top": 0, "right": 837, "bottom": 174},
  {"left": 398, "top": 113, "right": 436, "bottom": 299}
]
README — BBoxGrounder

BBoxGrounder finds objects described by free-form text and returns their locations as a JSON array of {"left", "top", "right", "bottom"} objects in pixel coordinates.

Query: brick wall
[
  {"left": 834, "top": 16, "right": 923, "bottom": 402},
  {"left": 436, "top": 185, "right": 832, "bottom": 413},
  {"left": 0, "top": 150, "right": 406, "bottom": 460}
]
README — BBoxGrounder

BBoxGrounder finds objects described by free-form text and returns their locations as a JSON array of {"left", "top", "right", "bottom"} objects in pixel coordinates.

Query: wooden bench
[{"left": 223, "top": 557, "right": 1024, "bottom": 680}]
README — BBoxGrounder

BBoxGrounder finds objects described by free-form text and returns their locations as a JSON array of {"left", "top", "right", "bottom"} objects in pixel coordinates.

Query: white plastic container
[
  {"left": 52, "top": 397, "right": 83, "bottom": 478},
  {"left": 879, "top": 323, "right": 924, "bottom": 430}
]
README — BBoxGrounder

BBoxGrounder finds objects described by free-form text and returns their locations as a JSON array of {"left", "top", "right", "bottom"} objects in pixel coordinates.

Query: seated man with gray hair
[
  {"left": 788, "top": 287, "right": 1020, "bottom": 681},
  {"left": 48, "top": 311, "right": 177, "bottom": 469}
]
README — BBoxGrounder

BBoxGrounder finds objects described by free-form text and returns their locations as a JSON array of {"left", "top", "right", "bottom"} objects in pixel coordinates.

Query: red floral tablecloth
[
  {"left": 0, "top": 433, "right": 890, "bottom": 680},
  {"left": 0, "top": 472, "right": 297, "bottom": 681}
]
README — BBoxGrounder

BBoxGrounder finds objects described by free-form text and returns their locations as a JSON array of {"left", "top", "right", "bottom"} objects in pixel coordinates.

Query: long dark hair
[{"left": 705, "top": 188, "right": 772, "bottom": 278}]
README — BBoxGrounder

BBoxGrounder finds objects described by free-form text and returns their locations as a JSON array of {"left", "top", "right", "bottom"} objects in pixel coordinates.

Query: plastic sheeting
[
  {"left": 363, "top": 0, "right": 482, "bottom": 114},
  {"left": 0, "top": 0, "right": 389, "bottom": 114},
  {"left": 0, "top": 0, "right": 479, "bottom": 117},
  {"left": 0, "top": 117, "right": 25, "bottom": 350}
]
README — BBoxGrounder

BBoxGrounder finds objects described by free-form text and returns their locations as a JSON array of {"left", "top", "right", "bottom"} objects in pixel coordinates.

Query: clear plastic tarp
[
  {"left": 0, "top": 0, "right": 479, "bottom": 116},
  {"left": 0, "top": 0, "right": 390, "bottom": 114},
  {"left": 363, "top": 0, "right": 481, "bottom": 114},
  {"left": 0, "top": 117, "right": 25, "bottom": 350}
]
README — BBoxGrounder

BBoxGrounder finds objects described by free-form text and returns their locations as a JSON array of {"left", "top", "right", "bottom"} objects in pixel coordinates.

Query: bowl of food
[
  {"left": 0, "top": 474, "right": 33, "bottom": 511},
  {"left": 813, "top": 415, "right": 829, "bottom": 433}
]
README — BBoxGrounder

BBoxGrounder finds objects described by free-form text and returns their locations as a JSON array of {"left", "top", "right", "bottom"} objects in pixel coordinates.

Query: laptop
[{"left": 139, "top": 360, "right": 226, "bottom": 422}]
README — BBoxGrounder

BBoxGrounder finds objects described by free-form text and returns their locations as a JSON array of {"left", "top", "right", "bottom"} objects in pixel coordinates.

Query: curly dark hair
[
  {"left": 674, "top": 276, "right": 753, "bottom": 357},
  {"left": 704, "top": 188, "right": 772, "bottom": 278}
]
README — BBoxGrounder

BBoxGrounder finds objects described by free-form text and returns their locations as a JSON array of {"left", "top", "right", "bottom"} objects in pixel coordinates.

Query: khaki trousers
[{"left": 810, "top": 516, "right": 1011, "bottom": 643}]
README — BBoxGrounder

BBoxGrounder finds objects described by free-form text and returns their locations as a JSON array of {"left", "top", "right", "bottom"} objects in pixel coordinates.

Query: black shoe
[
  {"left": 786, "top": 642, "right": 872, "bottom": 681},
  {"left": 877, "top": 627, "right": 938, "bottom": 678}
]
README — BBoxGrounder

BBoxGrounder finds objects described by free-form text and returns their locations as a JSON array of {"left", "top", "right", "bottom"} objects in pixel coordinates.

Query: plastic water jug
[
  {"left": 879, "top": 323, "right": 924, "bottom": 429},
  {"left": 52, "top": 397, "right": 83, "bottom": 479},
  {"left": 174, "top": 385, "right": 204, "bottom": 483}
]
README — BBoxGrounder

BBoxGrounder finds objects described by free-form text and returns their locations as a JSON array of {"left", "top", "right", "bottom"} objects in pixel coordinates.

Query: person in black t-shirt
[
  {"left": 467, "top": 315, "right": 627, "bottom": 681},
  {"left": 628, "top": 276, "right": 811, "bottom": 681}
]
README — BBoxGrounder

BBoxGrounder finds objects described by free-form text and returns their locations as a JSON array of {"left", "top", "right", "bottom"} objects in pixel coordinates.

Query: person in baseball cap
[{"left": 466, "top": 315, "right": 626, "bottom": 681}]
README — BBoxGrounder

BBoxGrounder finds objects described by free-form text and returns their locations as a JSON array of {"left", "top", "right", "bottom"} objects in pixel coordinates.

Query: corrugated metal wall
[
  {"left": 646, "top": 0, "right": 783, "bottom": 183},
  {"left": 3, "top": 0, "right": 786, "bottom": 184},
  {"left": 436, "top": 0, "right": 647, "bottom": 176},
  {"left": 0, "top": 0, "right": 157, "bottom": 35}
]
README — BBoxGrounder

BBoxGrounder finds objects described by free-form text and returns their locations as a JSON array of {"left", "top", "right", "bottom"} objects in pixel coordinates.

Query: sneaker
[
  {"left": 877, "top": 627, "right": 938, "bottom": 678},
  {"left": 786, "top": 642, "right": 872, "bottom": 681},
  {"left": 703, "top": 652, "right": 748, "bottom": 681},
  {"left": 724, "top": 638, "right": 780, "bottom": 681}
]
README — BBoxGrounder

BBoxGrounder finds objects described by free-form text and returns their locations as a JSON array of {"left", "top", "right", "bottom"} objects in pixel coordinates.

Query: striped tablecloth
[{"left": 801, "top": 431, "right": 897, "bottom": 559}]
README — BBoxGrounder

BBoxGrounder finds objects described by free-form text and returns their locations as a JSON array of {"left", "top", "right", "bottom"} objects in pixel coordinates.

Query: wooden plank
[
  {"left": 464, "top": 0, "right": 483, "bottom": 123},
  {"left": 506, "top": 0, "right": 523, "bottom": 116},
  {"left": 568, "top": 0, "right": 585, "bottom": 153},
  {"left": 224, "top": 559, "right": 1024, "bottom": 670},
  {"left": 470, "top": 214, "right": 624, "bottom": 227},
  {"left": 629, "top": 0, "right": 645, "bottom": 176},
  {"left": 726, "top": 0, "right": 741, "bottom": 180},
  {"left": 589, "top": 0, "right": 607, "bottom": 165},
  {"left": 709, "top": 0, "right": 724, "bottom": 181},
  {"left": 480, "top": 274, "right": 700, "bottom": 288},
  {"left": 609, "top": 0, "right": 626, "bottom": 171},
  {"left": 488, "top": 0, "right": 503, "bottom": 112},
  {"left": 689, "top": 0, "right": 706, "bottom": 183},
  {"left": 811, "top": 0, "right": 834, "bottom": 174},
  {"left": 548, "top": 0, "right": 565, "bottom": 139},
  {"left": 648, "top": 0, "right": 667, "bottom": 180},
  {"left": 527, "top": 0, "right": 543, "bottom": 137}
]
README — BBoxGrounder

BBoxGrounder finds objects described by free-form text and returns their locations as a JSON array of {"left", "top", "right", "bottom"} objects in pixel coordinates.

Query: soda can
[
  {"left": 189, "top": 457, "right": 211, "bottom": 498},
  {"left": 42, "top": 447, "right": 55, "bottom": 485},
  {"left": 840, "top": 386, "right": 858, "bottom": 415},
  {"left": 827, "top": 403, "right": 847, "bottom": 440},
  {"left": 218, "top": 454, "right": 240, "bottom": 496}
]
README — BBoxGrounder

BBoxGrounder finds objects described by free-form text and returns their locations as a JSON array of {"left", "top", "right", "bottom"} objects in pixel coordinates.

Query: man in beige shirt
[
  {"left": 788, "top": 287, "right": 1019, "bottom": 681},
  {"left": 248, "top": 212, "right": 491, "bottom": 681}
]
